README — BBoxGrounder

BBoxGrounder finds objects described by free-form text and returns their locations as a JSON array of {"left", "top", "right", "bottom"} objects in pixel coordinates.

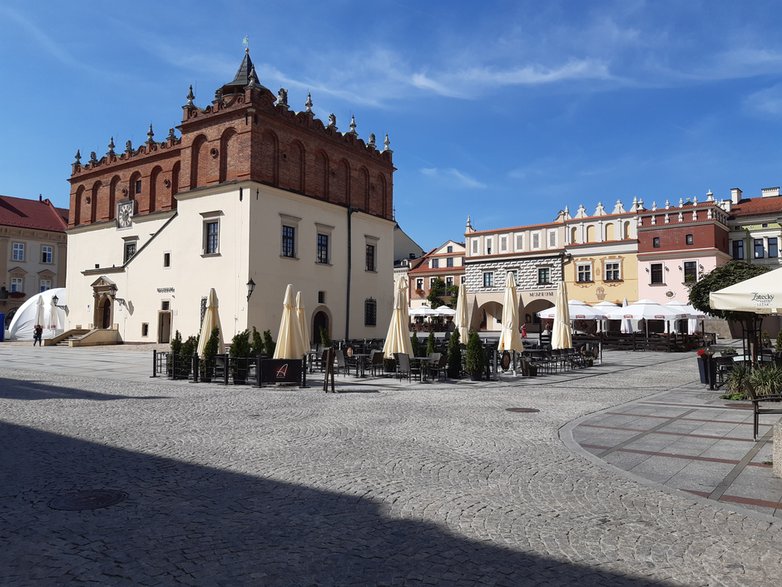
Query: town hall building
[{"left": 65, "top": 49, "right": 396, "bottom": 345}]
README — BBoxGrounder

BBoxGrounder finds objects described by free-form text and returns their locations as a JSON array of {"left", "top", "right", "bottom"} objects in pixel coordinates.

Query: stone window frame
[
  {"left": 650, "top": 263, "right": 664, "bottom": 285},
  {"left": 11, "top": 241, "right": 25, "bottom": 262},
  {"left": 537, "top": 266, "right": 551, "bottom": 285},
  {"left": 200, "top": 210, "right": 223, "bottom": 257},
  {"left": 416, "top": 278, "right": 424, "bottom": 291},
  {"left": 683, "top": 260, "right": 698, "bottom": 284},
  {"left": 39, "top": 278, "right": 52, "bottom": 292},
  {"left": 576, "top": 261, "right": 593, "bottom": 283},
  {"left": 123, "top": 235, "right": 139, "bottom": 264},
  {"left": 547, "top": 230, "right": 557, "bottom": 249},
  {"left": 531, "top": 231, "right": 542, "bottom": 250},
  {"left": 604, "top": 260, "right": 622, "bottom": 282},
  {"left": 365, "top": 234, "right": 379, "bottom": 273},
  {"left": 515, "top": 233, "right": 524, "bottom": 251},
  {"left": 315, "top": 222, "right": 333, "bottom": 265},
  {"left": 280, "top": 213, "right": 301, "bottom": 260},
  {"left": 483, "top": 271, "right": 494, "bottom": 288},
  {"left": 10, "top": 275, "right": 24, "bottom": 292},
  {"left": 364, "top": 298, "right": 377, "bottom": 327},
  {"left": 40, "top": 245, "right": 54, "bottom": 264}
]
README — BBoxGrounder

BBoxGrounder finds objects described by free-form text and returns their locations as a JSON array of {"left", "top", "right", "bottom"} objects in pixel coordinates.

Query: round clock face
[{"left": 118, "top": 203, "right": 132, "bottom": 227}]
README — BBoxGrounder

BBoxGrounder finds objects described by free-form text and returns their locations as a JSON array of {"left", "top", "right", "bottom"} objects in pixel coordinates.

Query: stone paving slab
[{"left": 1, "top": 343, "right": 781, "bottom": 585}]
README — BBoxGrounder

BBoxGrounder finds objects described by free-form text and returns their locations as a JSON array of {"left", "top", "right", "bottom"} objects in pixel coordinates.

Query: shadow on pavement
[
  {"left": 0, "top": 378, "right": 168, "bottom": 401},
  {"left": 0, "top": 418, "right": 669, "bottom": 585}
]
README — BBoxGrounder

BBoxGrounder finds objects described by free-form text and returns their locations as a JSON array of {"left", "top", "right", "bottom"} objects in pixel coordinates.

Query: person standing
[{"left": 33, "top": 324, "right": 43, "bottom": 346}]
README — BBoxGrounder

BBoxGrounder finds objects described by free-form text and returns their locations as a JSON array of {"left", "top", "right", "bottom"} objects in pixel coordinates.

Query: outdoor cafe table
[
  {"left": 413, "top": 356, "right": 434, "bottom": 382},
  {"left": 351, "top": 353, "right": 371, "bottom": 377}
]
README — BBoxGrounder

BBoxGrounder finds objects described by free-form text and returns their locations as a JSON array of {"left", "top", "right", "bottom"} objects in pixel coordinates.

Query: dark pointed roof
[{"left": 220, "top": 49, "right": 264, "bottom": 95}]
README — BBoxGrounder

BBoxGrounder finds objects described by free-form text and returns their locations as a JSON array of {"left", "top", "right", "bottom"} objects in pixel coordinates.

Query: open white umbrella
[
  {"left": 551, "top": 281, "right": 572, "bottom": 349},
  {"left": 383, "top": 277, "right": 414, "bottom": 359},
  {"left": 455, "top": 285, "right": 469, "bottom": 343},
  {"left": 296, "top": 291, "right": 310, "bottom": 352},
  {"left": 619, "top": 298, "right": 634, "bottom": 334},
  {"left": 593, "top": 301, "right": 619, "bottom": 333},
  {"left": 435, "top": 306, "right": 456, "bottom": 317},
  {"left": 709, "top": 267, "right": 782, "bottom": 314},
  {"left": 666, "top": 300, "right": 705, "bottom": 335},
  {"left": 606, "top": 299, "right": 688, "bottom": 338},
  {"left": 498, "top": 272, "right": 523, "bottom": 352},
  {"left": 537, "top": 300, "right": 607, "bottom": 321},
  {"left": 197, "top": 288, "right": 224, "bottom": 357},
  {"left": 274, "top": 284, "right": 304, "bottom": 359}
]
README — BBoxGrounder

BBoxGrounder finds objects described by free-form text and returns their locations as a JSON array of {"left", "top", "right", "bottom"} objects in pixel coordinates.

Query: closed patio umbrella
[
  {"left": 498, "top": 271, "right": 523, "bottom": 352},
  {"left": 274, "top": 284, "right": 304, "bottom": 359},
  {"left": 34, "top": 296, "right": 45, "bottom": 330},
  {"left": 454, "top": 285, "right": 469, "bottom": 343},
  {"left": 197, "top": 288, "right": 224, "bottom": 357},
  {"left": 551, "top": 280, "right": 572, "bottom": 350},
  {"left": 383, "top": 277, "right": 414, "bottom": 359},
  {"left": 47, "top": 295, "right": 59, "bottom": 333},
  {"left": 296, "top": 291, "right": 310, "bottom": 352}
]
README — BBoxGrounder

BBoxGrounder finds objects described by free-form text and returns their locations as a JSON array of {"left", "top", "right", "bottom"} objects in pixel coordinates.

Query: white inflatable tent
[{"left": 7, "top": 288, "right": 67, "bottom": 341}]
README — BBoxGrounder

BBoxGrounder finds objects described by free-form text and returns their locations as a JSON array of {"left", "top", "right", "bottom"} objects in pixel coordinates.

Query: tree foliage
[
  {"left": 688, "top": 261, "right": 770, "bottom": 320},
  {"left": 446, "top": 329, "right": 462, "bottom": 379},
  {"left": 427, "top": 278, "right": 446, "bottom": 309}
]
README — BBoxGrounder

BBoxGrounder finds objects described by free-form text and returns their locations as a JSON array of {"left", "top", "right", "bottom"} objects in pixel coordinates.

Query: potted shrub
[
  {"left": 695, "top": 348, "right": 712, "bottom": 385},
  {"left": 723, "top": 363, "right": 751, "bottom": 400},
  {"left": 230, "top": 329, "right": 252, "bottom": 384},
  {"left": 465, "top": 331, "right": 485, "bottom": 381},
  {"left": 446, "top": 329, "right": 462, "bottom": 379},
  {"left": 411, "top": 332, "right": 422, "bottom": 357},
  {"left": 200, "top": 327, "right": 220, "bottom": 382},
  {"left": 263, "top": 329, "right": 276, "bottom": 358},
  {"left": 169, "top": 330, "right": 182, "bottom": 378},
  {"left": 426, "top": 331, "right": 436, "bottom": 356},
  {"left": 250, "top": 327, "right": 264, "bottom": 357},
  {"left": 179, "top": 335, "right": 198, "bottom": 379},
  {"left": 319, "top": 326, "right": 331, "bottom": 350}
]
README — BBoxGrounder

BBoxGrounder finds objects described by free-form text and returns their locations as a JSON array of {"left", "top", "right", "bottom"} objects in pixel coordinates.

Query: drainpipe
[{"left": 346, "top": 206, "right": 358, "bottom": 340}]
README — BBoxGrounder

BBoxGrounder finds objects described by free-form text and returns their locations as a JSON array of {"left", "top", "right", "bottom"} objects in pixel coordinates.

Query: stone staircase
[{"left": 51, "top": 329, "right": 89, "bottom": 347}]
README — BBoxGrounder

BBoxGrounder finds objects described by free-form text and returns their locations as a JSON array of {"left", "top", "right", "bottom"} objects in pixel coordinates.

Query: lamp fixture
[
  {"left": 246, "top": 278, "right": 256, "bottom": 301},
  {"left": 51, "top": 294, "right": 67, "bottom": 310}
]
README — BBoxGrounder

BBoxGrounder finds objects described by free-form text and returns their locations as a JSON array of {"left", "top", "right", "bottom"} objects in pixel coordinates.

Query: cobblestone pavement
[{"left": 1, "top": 345, "right": 781, "bottom": 585}]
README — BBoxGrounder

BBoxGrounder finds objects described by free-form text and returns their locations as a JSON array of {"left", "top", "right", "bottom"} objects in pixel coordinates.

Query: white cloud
[
  {"left": 744, "top": 84, "right": 782, "bottom": 116},
  {"left": 421, "top": 167, "right": 487, "bottom": 189}
]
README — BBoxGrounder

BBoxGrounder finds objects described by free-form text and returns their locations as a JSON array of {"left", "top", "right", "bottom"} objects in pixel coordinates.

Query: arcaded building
[{"left": 66, "top": 49, "right": 395, "bottom": 344}]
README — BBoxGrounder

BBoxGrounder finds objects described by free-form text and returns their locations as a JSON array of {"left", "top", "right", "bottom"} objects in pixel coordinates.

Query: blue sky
[{"left": 3, "top": 1, "right": 782, "bottom": 251}]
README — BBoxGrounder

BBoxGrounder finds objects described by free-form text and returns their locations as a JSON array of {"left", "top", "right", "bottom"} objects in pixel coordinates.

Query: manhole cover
[
  {"left": 48, "top": 489, "right": 128, "bottom": 511},
  {"left": 506, "top": 407, "right": 540, "bottom": 413}
]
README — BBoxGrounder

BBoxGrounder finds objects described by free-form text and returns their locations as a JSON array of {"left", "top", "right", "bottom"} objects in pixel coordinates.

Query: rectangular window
[
  {"left": 416, "top": 278, "right": 424, "bottom": 291},
  {"left": 460, "top": 275, "right": 466, "bottom": 284},
  {"left": 483, "top": 272, "right": 493, "bottom": 288},
  {"left": 683, "top": 261, "right": 698, "bottom": 283},
  {"left": 11, "top": 242, "right": 24, "bottom": 262},
  {"left": 365, "top": 243, "right": 376, "bottom": 272},
  {"left": 486, "top": 238, "right": 493, "bottom": 254},
  {"left": 39, "top": 279, "right": 51, "bottom": 292},
  {"left": 515, "top": 233, "right": 524, "bottom": 250},
  {"left": 548, "top": 230, "right": 557, "bottom": 248},
  {"left": 135, "top": 179, "right": 142, "bottom": 194},
  {"left": 532, "top": 233, "right": 541, "bottom": 249},
  {"left": 537, "top": 267, "right": 550, "bottom": 285},
  {"left": 141, "top": 323, "right": 149, "bottom": 337},
  {"left": 161, "top": 300, "right": 170, "bottom": 311},
  {"left": 41, "top": 245, "right": 53, "bottom": 264},
  {"left": 446, "top": 245, "right": 453, "bottom": 253},
  {"left": 685, "top": 234, "right": 694, "bottom": 245},
  {"left": 204, "top": 220, "right": 219, "bottom": 255},
  {"left": 163, "top": 252, "right": 171, "bottom": 267},
  {"left": 282, "top": 225, "right": 296, "bottom": 258},
  {"left": 10, "top": 277, "right": 23, "bottom": 292},
  {"left": 754, "top": 238, "right": 765, "bottom": 259},
  {"left": 431, "top": 258, "right": 439, "bottom": 269},
  {"left": 446, "top": 257, "right": 454, "bottom": 267},
  {"left": 364, "top": 298, "right": 377, "bottom": 326},
  {"left": 577, "top": 263, "right": 592, "bottom": 283},
  {"left": 316, "top": 233, "right": 329, "bottom": 264},
  {"left": 732, "top": 240, "right": 744, "bottom": 260},
  {"left": 446, "top": 276, "right": 454, "bottom": 287},
  {"left": 124, "top": 241, "right": 137, "bottom": 263},
  {"left": 650, "top": 263, "right": 664, "bottom": 284},
  {"left": 652, "top": 237, "right": 661, "bottom": 248},
  {"left": 430, "top": 277, "right": 437, "bottom": 288},
  {"left": 500, "top": 236, "right": 507, "bottom": 252},
  {"left": 318, "top": 291, "right": 326, "bottom": 304},
  {"left": 769, "top": 237, "right": 778, "bottom": 258},
  {"left": 471, "top": 239, "right": 478, "bottom": 254},
  {"left": 605, "top": 261, "right": 620, "bottom": 281}
]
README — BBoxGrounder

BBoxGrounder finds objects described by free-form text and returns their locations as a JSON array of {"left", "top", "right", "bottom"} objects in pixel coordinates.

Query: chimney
[
  {"left": 730, "top": 188, "right": 742, "bottom": 204},
  {"left": 761, "top": 186, "right": 780, "bottom": 198}
]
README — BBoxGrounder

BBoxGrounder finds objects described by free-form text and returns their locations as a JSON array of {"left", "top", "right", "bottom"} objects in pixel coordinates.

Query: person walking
[{"left": 33, "top": 324, "right": 43, "bottom": 347}]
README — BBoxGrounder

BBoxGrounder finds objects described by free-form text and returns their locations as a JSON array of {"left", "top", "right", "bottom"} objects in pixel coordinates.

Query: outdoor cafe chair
[
  {"left": 745, "top": 386, "right": 782, "bottom": 440},
  {"left": 369, "top": 349, "right": 386, "bottom": 376},
  {"left": 334, "top": 349, "right": 351, "bottom": 376}
]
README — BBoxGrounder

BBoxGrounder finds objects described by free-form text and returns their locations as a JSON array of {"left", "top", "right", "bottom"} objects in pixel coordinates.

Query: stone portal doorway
[
  {"left": 90, "top": 276, "right": 117, "bottom": 330},
  {"left": 312, "top": 310, "right": 330, "bottom": 346}
]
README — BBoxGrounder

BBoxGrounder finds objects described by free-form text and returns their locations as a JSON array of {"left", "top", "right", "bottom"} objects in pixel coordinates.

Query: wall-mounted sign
[{"left": 157, "top": 287, "right": 175, "bottom": 293}]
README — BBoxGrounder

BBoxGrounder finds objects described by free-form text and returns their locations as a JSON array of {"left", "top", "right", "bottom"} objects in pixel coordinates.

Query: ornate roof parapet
[
  {"left": 611, "top": 199, "right": 625, "bottom": 214},
  {"left": 276, "top": 87, "right": 288, "bottom": 108},
  {"left": 348, "top": 114, "right": 357, "bottom": 136},
  {"left": 72, "top": 149, "right": 81, "bottom": 173},
  {"left": 706, "top": 189, "right": 714, "bottom": 201},
  {"left": 593, "top": 202, "right": 606, "bottom": 216},
  {"left": 305, "top": 92, "right": 313, "bottom": 114},
  {"left": 383, "top": 133, "right": 392, "bottom": 153},
  {"left": 575, "top": 204, "right": 587, "bottom": 218},
  {"left": 184, "top": 85, "right": 195, "bottom": 109},
  {"left": 146, "top": 124, "right": 155, "bottom": 146}
]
